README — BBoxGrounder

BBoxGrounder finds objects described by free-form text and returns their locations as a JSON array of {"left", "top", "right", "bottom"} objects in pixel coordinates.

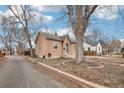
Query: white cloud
[
  {"left": 43, "top": 15, "right": 53, "bottom": 23},
  {"left": 0, "top": 6, "right": 23, "bottom": 17},
  {"left": 40, "top": 28, "right": 54, "bottom": 34},
  {"left": 56, "top": 27, "right": 75, "bottom": 40},
  {"left": 93, "top": 5, "right": 124, "bottom": 20},
  {"left": 57, "top": 27, "right": 69, "bottom": 36},
  {"left": 30, "top": 11, "right": 53, "bottom": 24},
  {"left": 0, "top": 9, "right": 12, "bottom": 17},
  {"left": 0, "top": 6, "right": 53, "bottom": 24},
  {"left": 32, "top": 5, "right": 65, "bottom": 13},
  {"left": 120, "top": 39, "right": 124, "bottom": 42}
]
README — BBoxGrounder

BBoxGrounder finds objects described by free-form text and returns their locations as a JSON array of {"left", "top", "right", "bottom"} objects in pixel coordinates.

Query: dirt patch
[{"left": 30, "top": 56, "right": 124, "bottom": 88}]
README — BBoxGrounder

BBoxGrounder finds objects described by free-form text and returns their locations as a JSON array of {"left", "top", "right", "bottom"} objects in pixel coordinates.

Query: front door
[{"left": 64, "top": 44, "right": 69, "bottom": 54}]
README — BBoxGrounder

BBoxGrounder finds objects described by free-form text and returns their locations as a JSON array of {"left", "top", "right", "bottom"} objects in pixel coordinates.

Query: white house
[
  {"left": 96, "top": 42, "right": 102, "bottom": 55},
  {"left": 83, "top": 40, "right": 102, "bottom": 56}
]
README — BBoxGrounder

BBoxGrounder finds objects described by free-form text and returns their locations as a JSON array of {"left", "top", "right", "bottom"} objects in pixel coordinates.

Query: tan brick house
[{"left": 35, "top": 32, "right": 102, "bottom": 58}]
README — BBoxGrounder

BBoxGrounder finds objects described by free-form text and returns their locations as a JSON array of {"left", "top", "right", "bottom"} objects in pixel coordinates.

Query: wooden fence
[{"left": 84, "top": 51, "right": 96, "bottom": 56}]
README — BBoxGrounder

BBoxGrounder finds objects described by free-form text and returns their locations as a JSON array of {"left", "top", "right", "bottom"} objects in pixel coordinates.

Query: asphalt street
[{"left": 0, "top": 56, "right": 65, "bottom": 88}]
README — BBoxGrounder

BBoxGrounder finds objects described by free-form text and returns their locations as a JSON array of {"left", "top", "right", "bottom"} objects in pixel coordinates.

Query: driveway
[{"left": 0, "top": 56, "right": 65, "bottom": 88}]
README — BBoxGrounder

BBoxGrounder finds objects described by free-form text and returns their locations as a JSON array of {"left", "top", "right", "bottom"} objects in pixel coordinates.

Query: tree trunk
[
  {"left": 28, "top": 39, "right": 34, "bottom": 57},
  {"left": 75, "top": 33, "right": 85, "bottom": 64},
  {"left": 27, "top": 32, "right": 34, "bottom": 57},
  {"left": 25, "top": 28, "right": 34, "bottom": 57}
]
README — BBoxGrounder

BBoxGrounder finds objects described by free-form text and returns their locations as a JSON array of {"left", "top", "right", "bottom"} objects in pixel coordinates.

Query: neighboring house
[
  {"left": 121, "top": 48, "right": 124, "bottom": 58},
  {"left": 35, "top": 32, "right": 102, "bottom": 58},
  {"left": 99, "top": 40, "right": 109, "bottom": 55},
  {"left": 96, "top": 42, "right": 102, "bottom": 56},
  {"left": 83, "top": 39, "right": 102, "bottom": 56},
  {"left": 110, "top": 40, "right": 122, "bottom": 54},
  {"left": 121, "top": 48, "right": 124, "bottom": 54},
  {"left": 120, "top": 40, "right": 124, "bottom": 48}
]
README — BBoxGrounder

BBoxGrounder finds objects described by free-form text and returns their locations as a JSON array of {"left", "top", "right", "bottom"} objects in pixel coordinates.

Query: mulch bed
[{"left": 29, "top": 57, "right": 124, "bottom": 88}]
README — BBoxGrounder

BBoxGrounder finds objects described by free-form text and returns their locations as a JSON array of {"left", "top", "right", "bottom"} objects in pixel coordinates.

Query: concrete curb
[
  {"left": 27, "top": 57, "right": 106, "bottom": 88},
  {"left": 37, "top": 62, "right": 105, "bottom": 88}
]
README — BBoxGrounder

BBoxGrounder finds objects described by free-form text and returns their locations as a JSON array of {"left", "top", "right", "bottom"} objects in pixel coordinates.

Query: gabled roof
[
  {"left": 35, "top": 32, "right": 77, "bottom": 44},
  {"left": 98, "top": 40, "right": 108, "bottom": 48},
  {"left": 42, "top": 32, "right": 64, "bottom": 41},
  {"left": 35, "top": 32, "right": 102, "bottom": 46},
  {"left": 84, "top": 38, "right": 97, "bottom": 46},
  {"left": 63, "top": 35, "right": 76, "bottom": 44},
  {"left": 35, "top": 32, "right": 66, "bottom": 44}
]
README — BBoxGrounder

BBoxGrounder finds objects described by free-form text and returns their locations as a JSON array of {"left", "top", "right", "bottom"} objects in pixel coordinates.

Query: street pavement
[{"left": 0, "top": 56, "right": 65, "bottom": 88}]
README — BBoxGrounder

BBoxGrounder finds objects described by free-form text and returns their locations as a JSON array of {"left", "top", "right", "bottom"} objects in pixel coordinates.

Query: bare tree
[
  {"left": 11, "top": 23, "right": 26, "bottom": 55},
  {"left": 85, "top": 26, "right": 111, "bottom": 43},
  {"left": 8, "top": 5, "right": 35, "bottom": 57},
  {"left": 8, "top": 5, "right": 45, "bottom": 57},
  {"left": 66, "top": 5, "right": 98, "bottom": 63},
  {"left": 0, "top": 15, "right": 14, "bottom": 55},
  {"left": 110, "top": 39, "right": 122, "bottom": 54}
]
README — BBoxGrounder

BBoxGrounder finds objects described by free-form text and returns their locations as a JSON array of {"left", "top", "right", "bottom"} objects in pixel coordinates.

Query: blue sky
[
  {"left": 32, "top": 5, "right": 124, "bottom": 40},
  {"left": 0, "top": 5, "right": 124, "bottom": 48},
  {"left": 89, "top": 15, "right": 124, "bottom": 39}
]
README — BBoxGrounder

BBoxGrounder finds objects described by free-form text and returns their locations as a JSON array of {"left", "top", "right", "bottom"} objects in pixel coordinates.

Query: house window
[
  {"left": 53, "top": 41, "right": 59, "bottom": 49},
  {"left": 88, "top": 47, "right": 90, "bottom": 51}
]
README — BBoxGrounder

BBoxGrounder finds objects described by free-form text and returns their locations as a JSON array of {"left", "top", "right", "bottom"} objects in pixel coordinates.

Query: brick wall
[
  {"left": 35, "top": 35, "right": 47, "bottom": 57},
  {"left": 46, "top": 39, "right": 63, "bottom": 58},
  {"left": 35, "top": 34, "right": 63, "bottom": 58}
]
